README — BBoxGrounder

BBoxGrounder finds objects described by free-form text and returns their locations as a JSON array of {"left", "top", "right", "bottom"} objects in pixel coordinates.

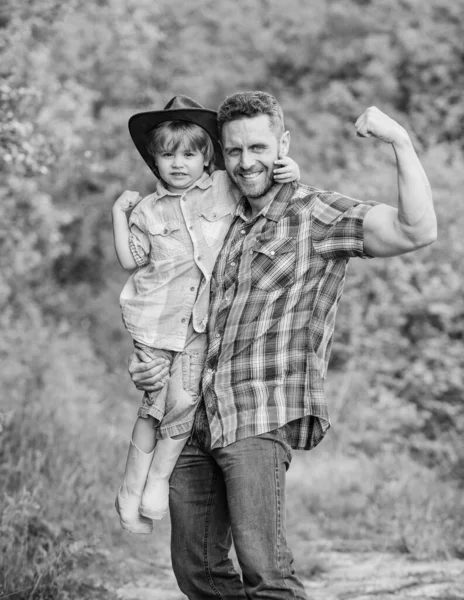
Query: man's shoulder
[
  {"left": 287, "top": 182, "right": 334, "bottom": 213},
  {"left": 290, "top": 182, "right": 364, "bottom": 212}
]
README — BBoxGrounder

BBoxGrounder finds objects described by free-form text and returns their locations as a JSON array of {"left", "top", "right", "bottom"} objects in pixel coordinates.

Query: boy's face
[{"left": 154, "top": 141, "right": 208, "bottom": 193}]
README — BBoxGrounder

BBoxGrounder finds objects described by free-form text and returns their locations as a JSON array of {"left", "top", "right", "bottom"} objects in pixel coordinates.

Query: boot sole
[{"left": 139, "top": 505, "right": 167, "bottom": 520}]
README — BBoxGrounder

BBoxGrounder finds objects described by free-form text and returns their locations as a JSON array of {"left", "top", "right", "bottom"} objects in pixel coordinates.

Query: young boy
[{"left": 112, "top": 95, "right": 300, "bottom": 534}]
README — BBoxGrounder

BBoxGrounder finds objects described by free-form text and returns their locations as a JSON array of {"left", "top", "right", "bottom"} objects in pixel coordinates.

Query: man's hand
[
  {"left": 113, "top": 190, "right": 142, "bottom": 214},
  {"left": 128, "top": 349, "right": 170, "bottom": 392},
  {"left": 355, "top": 106, "right": 408, "bottom": 146}
]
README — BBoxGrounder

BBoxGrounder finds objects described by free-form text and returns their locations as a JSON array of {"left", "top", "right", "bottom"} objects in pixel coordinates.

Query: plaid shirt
[{"left": 201, "top": 181, "right": 377, "bottom": 450}]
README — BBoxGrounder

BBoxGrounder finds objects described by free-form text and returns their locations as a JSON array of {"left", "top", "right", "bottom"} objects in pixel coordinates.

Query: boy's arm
[
  {"left": 111, "top": 190, "right": 142, "bottom": 270},
  {"left": 273, "top": 154, "right": 300, "bottom": 183}
]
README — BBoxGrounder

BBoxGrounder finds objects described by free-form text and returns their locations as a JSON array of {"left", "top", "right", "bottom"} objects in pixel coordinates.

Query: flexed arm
[
  {"left": 112, "top": 190, "right": 142, "bottom": 269},
  {"left": 355, "top": 107, "right": 437, "bottom": 258}
]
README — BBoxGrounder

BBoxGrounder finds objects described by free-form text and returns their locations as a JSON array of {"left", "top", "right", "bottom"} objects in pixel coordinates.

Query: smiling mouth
[{"left": 239, "top": 171, "right": 262, "bottom": 180}]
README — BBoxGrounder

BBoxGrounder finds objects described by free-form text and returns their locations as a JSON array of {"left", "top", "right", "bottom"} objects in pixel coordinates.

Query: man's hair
[
  {"left": 217, "top": 91, "right": 285, "bottom": 138},
  {"left": 146, "top": 120, "right": 215, "bottom": 168}
]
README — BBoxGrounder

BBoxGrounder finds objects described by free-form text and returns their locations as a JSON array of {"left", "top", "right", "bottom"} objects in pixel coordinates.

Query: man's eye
[
  {"left": 252, "top": 146, "right": 266, "bottom": 153},
  {"left": 228, "top": 149, "right": 240, "bottom": 157}
]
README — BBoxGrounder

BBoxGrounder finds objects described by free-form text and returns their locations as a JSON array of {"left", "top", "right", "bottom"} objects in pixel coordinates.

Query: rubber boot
[
  {"left": 115, "top": 439, "right": 154, "bottom": 534},
  {"left": 139, "top": 437, "right": 188, "bottom": 520}
]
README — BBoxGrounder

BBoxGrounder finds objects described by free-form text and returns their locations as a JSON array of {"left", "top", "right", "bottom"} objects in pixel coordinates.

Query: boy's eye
[{"left": 161, "top": 152, "right": 172, "bottom": 157}]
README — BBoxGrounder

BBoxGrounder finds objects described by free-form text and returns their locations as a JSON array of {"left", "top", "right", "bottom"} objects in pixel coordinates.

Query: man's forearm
[{"left": 393, "top": 131, "right": 436, "bottom": 246}]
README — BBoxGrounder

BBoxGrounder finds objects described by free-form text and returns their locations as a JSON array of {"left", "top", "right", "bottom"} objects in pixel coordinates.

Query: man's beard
[{"left": 232, "top": 167, "right": 274, "bottom": 199}]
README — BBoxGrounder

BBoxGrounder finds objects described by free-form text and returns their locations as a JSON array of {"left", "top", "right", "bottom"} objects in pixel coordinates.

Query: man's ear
[{"left": 279, "top": 130, "right": 290, "bottom": 156}]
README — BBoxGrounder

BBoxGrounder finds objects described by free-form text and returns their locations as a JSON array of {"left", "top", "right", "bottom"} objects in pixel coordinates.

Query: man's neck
[{"left": 245, "top": 183, "right": 282, "bottom": 220}]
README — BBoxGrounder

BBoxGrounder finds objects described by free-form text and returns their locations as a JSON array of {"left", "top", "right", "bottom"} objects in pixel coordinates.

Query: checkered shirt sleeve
[{"left": 310, "top": 191, "right": 377, "bottom": 259}]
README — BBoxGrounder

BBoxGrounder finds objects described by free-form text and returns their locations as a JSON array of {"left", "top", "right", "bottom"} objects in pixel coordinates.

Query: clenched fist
[
  {"left": 113, "top": 190, "right": 142, "bottom": 213},
  {"left": 355, "top": 106, "right": 409, "bottom": 146}
]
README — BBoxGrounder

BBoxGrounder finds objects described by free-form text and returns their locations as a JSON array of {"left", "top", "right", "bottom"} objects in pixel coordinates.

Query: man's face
[{"left": 221, "top": 115, "right": 290, "bottom": 199}]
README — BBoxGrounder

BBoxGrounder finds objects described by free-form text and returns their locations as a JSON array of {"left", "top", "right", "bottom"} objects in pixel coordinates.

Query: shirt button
[
  {"left": 163, "top": 228, "right": 168, "bottom": 234},
  {"left": 215, "top": 332, "right": 221, "bottom": 338},
  {"left": 190, "top": 287, "right": 195, "bottom": 292},
  {"left": 270, "top": 250, "right": 275, "bottom": 256},
  {"left": 197, "top": 256, "right": 201, "bottom": 261},
  {"left": 230, "top": 261, "right": 236, "bottom": 267},
  {"left": 181, "top": 318, "right": 186, "bottom": 323},
  {"left": 249, "top": 249, "right": 253, "bottom": 254},
  {"left": 240, "top": 230, "right": 246, "bottom": 235}
]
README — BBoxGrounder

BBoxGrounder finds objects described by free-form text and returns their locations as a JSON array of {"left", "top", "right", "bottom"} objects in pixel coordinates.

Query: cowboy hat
[{"left": 128, "top": 95, "right": 224, "bottom": 177}]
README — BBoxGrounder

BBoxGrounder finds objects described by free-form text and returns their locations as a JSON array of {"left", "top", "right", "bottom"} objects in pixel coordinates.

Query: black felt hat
[{"left": 128, "top": 95, "right": 224, "bottom": 177}]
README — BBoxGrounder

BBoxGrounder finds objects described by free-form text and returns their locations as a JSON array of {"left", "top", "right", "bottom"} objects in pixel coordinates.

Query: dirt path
[
  {"left": 77, "top": 456, "right": 464, "bottom": 600},
  {"left": 302, "top": 549, "right": 464, "bottom": 599},
  {"left": 86, "top": 535, "right": 464, "bottom": 600}
]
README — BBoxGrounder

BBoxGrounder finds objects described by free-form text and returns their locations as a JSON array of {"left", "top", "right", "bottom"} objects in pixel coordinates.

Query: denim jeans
[{"left": 169, "top": 409, "right": 308, "bottom": 599}]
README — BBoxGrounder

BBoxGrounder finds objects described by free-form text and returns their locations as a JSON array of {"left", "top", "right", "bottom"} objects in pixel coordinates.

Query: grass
[
  {"left": 0, "top": 328, "right": 140, "bottom": 599},
  {"left": 1, "top": 322, "right": 463, "bottom": 598},
  {"left": 286, "top": 372, "right": 464, "bottom": 560}
]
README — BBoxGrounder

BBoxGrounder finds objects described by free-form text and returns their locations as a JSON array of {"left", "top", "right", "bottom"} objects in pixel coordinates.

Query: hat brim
[{"left": 128, "top": 108, "right": 225, "bottom": 177}]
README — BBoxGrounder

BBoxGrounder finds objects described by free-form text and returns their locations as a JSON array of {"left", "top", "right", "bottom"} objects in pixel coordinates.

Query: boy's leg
[
  {"left": 214, "top": 428, "right": 308, "bottom": 600},
  {"left": 115, "top": 416, "right": 156, "bottom": 535},
  {"left": 140, "top": 327, "right": 207, "bottom": 519},
  {"left": 116, "top": 343, "right": 172, "bottom": 534},
  {"left": 155, "top": 326, "right": 207, "bottom": 440},
  {"left": 132, "top": 414, "right": 157, "bottom": 453},
  {"left": 169, "top": 443, "right": 247, "bottom": 600},
  {"left": 138, "top": 433, "right": 189, "bottom": 519}
]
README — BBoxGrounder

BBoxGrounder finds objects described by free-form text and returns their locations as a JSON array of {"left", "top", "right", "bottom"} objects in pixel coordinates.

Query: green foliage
[
  {"left": 1, "top": 0, "right": 464, "bottom": 593},
  {"left": 0, "top": 332, "right": 128, "bottom": 599}
]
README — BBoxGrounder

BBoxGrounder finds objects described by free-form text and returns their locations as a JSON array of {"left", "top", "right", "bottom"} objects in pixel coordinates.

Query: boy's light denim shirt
[{"left": 120, "top": 171, "right": 239, "bottom": 351}]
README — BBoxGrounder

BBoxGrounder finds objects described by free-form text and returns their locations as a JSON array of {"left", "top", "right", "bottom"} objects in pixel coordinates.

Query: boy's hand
[
  {"left": 273, "top": 155, "right": 300, "bottom": 183},
  {"left": 113, "top": 190, "right": 142, "bottom": 213}
]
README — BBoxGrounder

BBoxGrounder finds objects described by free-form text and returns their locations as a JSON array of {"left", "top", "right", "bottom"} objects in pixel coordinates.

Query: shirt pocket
[
  {"left": 197, "top": 203, "right": 233, "bottom": 247},
  {"left": 250, "top": 237, "right": 296, "bottom": 291},
  {"left": 146, "top": 219, "right": 188, "bottom": 260}
]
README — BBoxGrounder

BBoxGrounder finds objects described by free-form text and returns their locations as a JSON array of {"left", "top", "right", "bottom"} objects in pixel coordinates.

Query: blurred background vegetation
[{"left": 1, "top": 0, "right": 463, "bottom": 597}]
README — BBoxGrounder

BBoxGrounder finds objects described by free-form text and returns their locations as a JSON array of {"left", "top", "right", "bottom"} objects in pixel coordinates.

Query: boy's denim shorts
[{"left": 135, "top": 323, "right": 207, "bottom": 439}]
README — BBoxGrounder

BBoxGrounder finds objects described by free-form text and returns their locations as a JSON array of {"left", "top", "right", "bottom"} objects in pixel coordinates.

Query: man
[{"left": 129, "top": 91, "right": 436, "bottom": 599}]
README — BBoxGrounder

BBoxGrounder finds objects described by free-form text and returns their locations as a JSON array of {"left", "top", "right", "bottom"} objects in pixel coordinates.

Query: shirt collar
[
  {"left": 235, "top": 182, "right": 297, "bottom": 223},
  {"left": 153, "top": 171, "right": 212, "bottom": 199}
]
